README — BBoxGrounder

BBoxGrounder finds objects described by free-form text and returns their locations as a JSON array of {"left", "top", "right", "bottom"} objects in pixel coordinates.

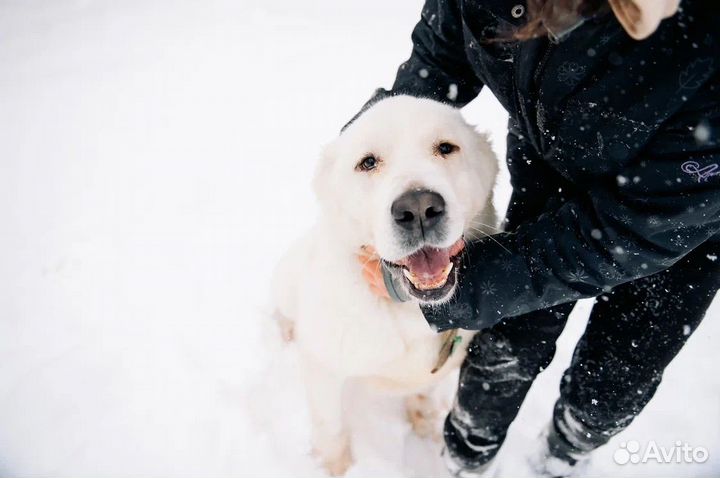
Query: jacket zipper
[
  {"left": 513, "top": 39, "right": 554, "bottom": 153},
  {"left": 533, "top": 41, "right": 554, "bottom": 88}
]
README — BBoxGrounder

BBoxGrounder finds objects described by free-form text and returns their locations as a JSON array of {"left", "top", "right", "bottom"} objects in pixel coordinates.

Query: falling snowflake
[
  {"left": 500, "top": 260, "right": 514, "bottom": 272},
  {"left": 479, "top": 280, "right": 497, "bottom": 296},
  {"left": 557, "top": 61, "right": 586, "bottom": 87},
  {"left": 694, "top": 120, "right": 711, "bottom": 144},
  {"left": 647, "top": 216, "right": 661, "bottom": 227},
  {"left": 619, "top": 214, "right": 633, "bottom": 225},
  {"left": 447, "top": 83, "right": 458, "bottom": 101}
]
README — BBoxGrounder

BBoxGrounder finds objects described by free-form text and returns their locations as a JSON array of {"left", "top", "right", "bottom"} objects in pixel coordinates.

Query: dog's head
[{"left": 315, "top": 96, "right": 498, "bottom": 303}]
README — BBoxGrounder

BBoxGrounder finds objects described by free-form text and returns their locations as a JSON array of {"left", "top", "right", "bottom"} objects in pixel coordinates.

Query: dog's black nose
[{"left": 391, "top": 189, "right": 446, "bottom": 235}]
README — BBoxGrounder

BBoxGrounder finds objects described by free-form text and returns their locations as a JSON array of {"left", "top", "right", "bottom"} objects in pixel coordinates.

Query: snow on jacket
[{"left": 373, "top": 0, "right": 720, "bottom": 330}]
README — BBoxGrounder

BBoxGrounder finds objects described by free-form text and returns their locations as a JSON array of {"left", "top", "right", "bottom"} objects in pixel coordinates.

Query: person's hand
[
  {"left": 357, "top": 245, "right": 391, "bottom": 299},
  {"left": 609, "top": 0, "right": 680, "bottom": 40}
]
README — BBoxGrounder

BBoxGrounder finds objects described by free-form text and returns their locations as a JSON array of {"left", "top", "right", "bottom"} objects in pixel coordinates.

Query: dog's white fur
[{"left": 272, "top": 96, "right": 499, "bottom": 475}]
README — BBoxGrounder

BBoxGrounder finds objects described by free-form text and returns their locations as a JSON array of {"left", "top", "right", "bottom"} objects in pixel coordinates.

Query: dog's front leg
[{"left": 301, "top": 355, "right": 353, "bottom": 476}]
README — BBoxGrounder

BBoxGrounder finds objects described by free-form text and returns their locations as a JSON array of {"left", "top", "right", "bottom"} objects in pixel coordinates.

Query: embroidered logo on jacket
[{"left": 681, "top": 161, "right": 720, "bottom": 182}]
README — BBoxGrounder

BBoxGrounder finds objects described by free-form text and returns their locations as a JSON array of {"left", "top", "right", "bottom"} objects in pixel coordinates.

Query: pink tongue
[{"left": 404, "top": 247, "right": 450, "bottom": 278}]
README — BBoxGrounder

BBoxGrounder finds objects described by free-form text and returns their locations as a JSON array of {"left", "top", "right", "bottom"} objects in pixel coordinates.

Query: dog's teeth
[{"left": 402, "top": 263, "right": 454, "bottom": 291}]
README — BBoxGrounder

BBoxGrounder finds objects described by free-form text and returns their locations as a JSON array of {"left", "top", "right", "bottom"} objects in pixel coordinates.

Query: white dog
[{"left": 273, "top": 96, "right": 499, "bottom": 475}]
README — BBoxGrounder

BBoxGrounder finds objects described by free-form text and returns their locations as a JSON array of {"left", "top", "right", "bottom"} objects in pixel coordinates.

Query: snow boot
[
  {"left": 529, "top": 420, "right": 591, "bottom": 478},
  {"left": 442, "top": 447, "right": 496, "bottom": 478}
]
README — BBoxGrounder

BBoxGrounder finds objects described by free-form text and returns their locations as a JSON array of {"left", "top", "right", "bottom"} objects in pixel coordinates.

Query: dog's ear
[{"left": 312, "top": 139, "right": 338, "bottom": 203}]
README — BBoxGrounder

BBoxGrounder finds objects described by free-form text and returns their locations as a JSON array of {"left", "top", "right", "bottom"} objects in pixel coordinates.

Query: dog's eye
[
  {"left": 356, "top": 155, "right": 380, "bottom": 172},
  {"left": 436, "top": 142, "right": 459, "bottom": 156}
]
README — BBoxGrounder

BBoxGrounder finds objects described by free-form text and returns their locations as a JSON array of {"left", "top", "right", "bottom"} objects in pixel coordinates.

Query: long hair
[{"left": 512, "top": 0, "right": 613, "bottom": 40}]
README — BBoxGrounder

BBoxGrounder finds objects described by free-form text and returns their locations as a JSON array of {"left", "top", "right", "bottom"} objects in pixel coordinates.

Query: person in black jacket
[{"left": 356, "top": 0, "right": 720, "bottom": 475}]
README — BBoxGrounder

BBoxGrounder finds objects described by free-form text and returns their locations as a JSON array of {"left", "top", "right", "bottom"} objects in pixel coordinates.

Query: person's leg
[
  {"left": 549, "top": 239, "right": 720, "bottom": 462},
  {"left": 444, "top": 302, "right": 575, "bottom": 471}
]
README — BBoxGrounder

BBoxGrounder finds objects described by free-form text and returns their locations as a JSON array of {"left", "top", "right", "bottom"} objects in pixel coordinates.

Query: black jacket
[{"left": 379, "top": 0, "right": 720, "bottom": 331}]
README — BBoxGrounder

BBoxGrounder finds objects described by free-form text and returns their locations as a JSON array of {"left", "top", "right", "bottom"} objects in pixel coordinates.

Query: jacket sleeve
[
  {"left": 343, "top": 0, "right": 481, "bottom": 129},
  {"left": 390, "top": 0, "right": 482, "bottom": 106},
  {"left": 421, "top": 100, "right": 720, "bottom": 332}
]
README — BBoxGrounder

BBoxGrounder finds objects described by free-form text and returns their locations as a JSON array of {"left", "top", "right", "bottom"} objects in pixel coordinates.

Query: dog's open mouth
[{"left": 384, "top": 238, "right": 465, "bottom": 302}]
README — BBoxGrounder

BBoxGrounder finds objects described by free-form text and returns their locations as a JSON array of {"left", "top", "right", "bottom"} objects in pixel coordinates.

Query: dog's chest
[
  {"left": 293, "top": 239, "right": 464, "bottom": 381},
  {"left": 305, "top": 300, "right": 447, "bottom": 378}
]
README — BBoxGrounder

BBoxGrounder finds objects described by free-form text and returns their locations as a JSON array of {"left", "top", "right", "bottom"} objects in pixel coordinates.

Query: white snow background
[{"left": 0, "top": 0, "right": 718, "bottom": 476}]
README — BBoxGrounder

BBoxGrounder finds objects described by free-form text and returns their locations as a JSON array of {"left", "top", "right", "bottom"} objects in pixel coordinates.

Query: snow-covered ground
[{"left": 0, "top": 1, "right": 717, "bottom": 476}]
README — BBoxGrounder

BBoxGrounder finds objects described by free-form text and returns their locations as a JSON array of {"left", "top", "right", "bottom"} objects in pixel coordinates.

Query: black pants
[{"left": 444, "top": 238, "right": 720, "bottom": 468}]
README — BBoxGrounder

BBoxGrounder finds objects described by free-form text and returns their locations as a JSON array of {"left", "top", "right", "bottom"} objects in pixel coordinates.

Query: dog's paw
[
  {"left": 278, "top": 318, "right": 295, "bottom": 342},
  {"left": 312, "top": 438, "right": 353, "bottom": 477},
  {"left": 405, "top": 393, "right": 441, "bottom": 441},
  {"left": 273, "top": 310, "right": 295, "bottom": 342},
  {"left": 320, "top": 446, "right": 353, "bottom": 476}
]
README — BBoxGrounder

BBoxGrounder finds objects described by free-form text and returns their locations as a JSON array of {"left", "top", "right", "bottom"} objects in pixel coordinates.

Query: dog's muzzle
[{"left": 391, "top": 189, "right": 447, "bottom": 242}]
